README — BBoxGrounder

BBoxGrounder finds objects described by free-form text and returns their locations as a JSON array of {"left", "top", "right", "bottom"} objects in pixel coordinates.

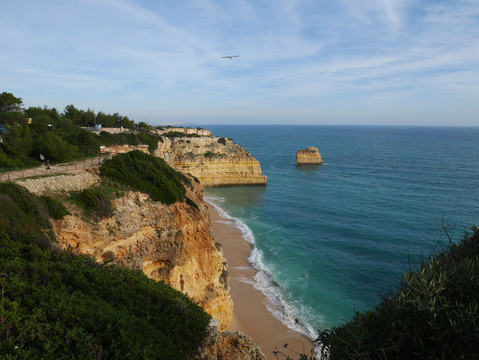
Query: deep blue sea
[{"left": 202, "top": 125, "right": 479, "bottom": 339}]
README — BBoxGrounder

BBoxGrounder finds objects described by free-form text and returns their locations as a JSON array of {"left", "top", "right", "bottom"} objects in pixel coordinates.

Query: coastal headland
[{"left": 12, "top": 127, "right": 312, "bottom": 359}]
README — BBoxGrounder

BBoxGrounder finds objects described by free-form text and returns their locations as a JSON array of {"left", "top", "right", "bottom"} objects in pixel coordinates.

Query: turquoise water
[{"left": 202, "top": 125, "right": 479, "bottom": 338}]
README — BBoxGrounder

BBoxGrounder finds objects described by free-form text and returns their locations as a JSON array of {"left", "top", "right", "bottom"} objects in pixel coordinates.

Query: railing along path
[{"left": 0, "top": 155, "right": 111, "bottom": 182}]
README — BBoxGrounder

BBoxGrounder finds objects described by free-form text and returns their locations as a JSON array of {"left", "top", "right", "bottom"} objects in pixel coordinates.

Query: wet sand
[{"left": 208, "top": 204, "right": 316, "bottom": 360}]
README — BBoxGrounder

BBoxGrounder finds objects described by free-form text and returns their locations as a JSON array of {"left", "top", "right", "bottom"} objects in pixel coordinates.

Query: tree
[
  {"left": 2, "top": 122, "right": 33, "bottom": 160},
  {"left": 24, "top": 105, "right": 59, "bottom": 120},
  {"left": 33, "top": 131, "right": 79, "bottom": 162},
  {"left": 63, "top": 104, "right": 83, "bottom": 125},
  {"left": 0, "top": 92, "right": 23, "bottom": 112},
  {"left": 81, "top": 108, "right": 95, "bottom": 127}
]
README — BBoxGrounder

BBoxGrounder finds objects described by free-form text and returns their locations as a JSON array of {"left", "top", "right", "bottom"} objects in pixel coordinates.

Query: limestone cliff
[
  {"left": 155, "top": 136, "right": 267, "bottom": 187},
  {"left": 296, "top": 146, "right": 324, "bottom": 165},
  {"left": 50, "top": 173, "right": 233, "bottom": 331}
]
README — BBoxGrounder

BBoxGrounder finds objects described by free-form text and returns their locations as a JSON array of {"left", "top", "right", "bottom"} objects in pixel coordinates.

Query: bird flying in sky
[{"left": 222, "top": 55, "right": 240, "bottom": 59}]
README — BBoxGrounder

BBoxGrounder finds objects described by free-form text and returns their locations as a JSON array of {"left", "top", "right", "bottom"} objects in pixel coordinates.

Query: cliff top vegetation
[
  {"left": 100, "top": 150, "right": 192, "bottom": 205},
  {"left": 0, "top": 92, "right": 162, "bottom": 172}
]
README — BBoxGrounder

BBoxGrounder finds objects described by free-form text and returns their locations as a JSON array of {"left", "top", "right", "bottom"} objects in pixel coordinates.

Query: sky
[{"left": 1, "top": 0, "right": 478, "bottom": 126}]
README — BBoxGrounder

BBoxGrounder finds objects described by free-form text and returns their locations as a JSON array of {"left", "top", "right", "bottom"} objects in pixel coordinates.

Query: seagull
[{"left": 222, "top": 55, "right": 240, "bottom": 59}]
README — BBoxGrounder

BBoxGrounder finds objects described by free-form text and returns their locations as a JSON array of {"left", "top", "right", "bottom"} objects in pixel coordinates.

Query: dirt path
[{"left": 0, "top": 156, "right": 110, "bottom": 182}]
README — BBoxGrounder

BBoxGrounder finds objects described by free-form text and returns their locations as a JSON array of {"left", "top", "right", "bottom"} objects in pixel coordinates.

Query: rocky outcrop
[
  {"left": 14, "top": 171, "right": 100, "bottom": 194},
  {"left": 188, "top": 320, "right": 266, "bottom": 360},
  {"left": 296, "top": 147, "right": 324, "bottom": 165},
  {"left": 103, "top": 144, "right": 150, "bottom": 155},
  {"left": 52, "top": 176, "right": 233, "bottom": 331},
  {"left": 155, "top": 136, "right": 267, "bottom": 187}
]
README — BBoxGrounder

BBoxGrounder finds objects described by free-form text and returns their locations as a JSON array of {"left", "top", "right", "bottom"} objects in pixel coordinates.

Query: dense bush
[
  {"left": 100, "top": 151, "right": 191, "bottom": 205},
  {"left": 0, "top": 182, "right": 54, "bottom": 249},
  {"left": 320, "top": 226, "right": 479, "bottom": 360},
  {"left": 40, "top": 195, "right": 71, "bottom": 220},
  {"left": 163, "top": 131, "right": 200, "bottom": 138},
  {"left": 218, "top": 137, "right": 227, "bottom": 145},
  {"left": 0, "top": 182, "right": 211, "bottom": 359},
  {"left": 0, "top": 148, "right": 24, "bottom": 169},
  {"left": 75, "top": 187, "right": 114, "bottom": 219}
]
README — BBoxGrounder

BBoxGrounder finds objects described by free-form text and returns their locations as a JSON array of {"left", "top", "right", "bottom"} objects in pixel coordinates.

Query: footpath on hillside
[{"left": 0, "top": 155, "right": 111, "bottom": 182}]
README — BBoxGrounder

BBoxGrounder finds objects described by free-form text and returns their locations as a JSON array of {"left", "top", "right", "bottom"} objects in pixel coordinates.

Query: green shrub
[
  {"left": 100, "top": 151, "right": 190, "bottom": 205},
  {"left": 0, "top": 182, "right": 53, "bottom": 248},
  {"left": 163, "top": 131, "right": 200, "bottom": 138},
  {"left": 321, "top": 226, "right": 479, "bottom": 360},
  {"left": 74, "top": 187, "right": 113, "bottom": 219},
  {"left": 40, "top": 195, "right": 71, "bottom": 219},
  {"left": 0, "top": 148, "right": 24, "bottom": 170},
  {"left": 185, "top": 196, "right": 200, "bottom": 211},
  {"left": 218, "top": 137, "right": 227, "bottom": 145}
]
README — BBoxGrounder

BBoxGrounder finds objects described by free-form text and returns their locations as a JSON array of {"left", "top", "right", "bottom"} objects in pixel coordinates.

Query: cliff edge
[{"left": 156, "top": 136, "right": 267, "bottom": 187}]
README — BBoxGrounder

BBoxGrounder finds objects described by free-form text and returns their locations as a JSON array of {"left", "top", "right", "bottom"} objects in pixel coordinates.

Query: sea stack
[{"left": 296, "top": 146, "right": 324, "bottom": 165}]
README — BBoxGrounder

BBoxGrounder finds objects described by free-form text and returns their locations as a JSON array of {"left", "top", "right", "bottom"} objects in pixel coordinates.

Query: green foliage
[
  {"left": 218, "top": 137, "right": 227, "bottom": 145},
  {"left": 0, "top": 182, "right": 54, "bottom": 249},
  {"left": 24, "top": 105, "right": 60, "bottom": 120},
  {"left": 321, "top": 226, "right": 479, "bottom": 360},
  {"left": 40, "top": 195, "right": 71, "bottom": 220},
  {"left": 163, "top": 131, "right": 200, "bottom": 138},
  {"left": 63, "top": 104, "right": 83, "bottom": 125},
  {"left": 33, "top": 131, "right": 80, "bottom": 162},
  {"left": 137, "top": 132, "right": 162, "bottom": 152},
  {"left": 100, "top": 151, "right": 190, "bottom": 205},
  {"left": 138, "top": 121, "right": 154, "bottom": 131},
  {"left": 2, "top": 122, "right": 33, "bottom": 161},
  {"left": 53, "top": 118, "right": 101, "bottom": 155},
  {"left": 0, "top": 187, "right": 211, "bottom": 359},
  {"left": 185, "top": 196, "right": 200, "bottom": 211},
  {"left": 0, "top": 92, "right": 23, "bottom": 112},
  {"left": 0, "top": 111, "right": 28, "bottom": 127},
  {"left": 74, "top": 187, "right": 114, "bottom": 219},
  {"left": 0, "top": 148, "right": 24, "bottom": 169},
  {"left": 0, "top": 92, "right": 159, "bottom": 171},
  {"left": 97, "top": 131, "right": 162, "bottom": 153}
]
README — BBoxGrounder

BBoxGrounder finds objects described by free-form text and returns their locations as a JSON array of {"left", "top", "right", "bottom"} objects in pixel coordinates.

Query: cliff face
[
  {"left": 52, "top": 175, "right": 233, "bottom": 331},
  {"left": 296, "top": 146, "right": 324, "bottom": 165},
  {"left": 156, "top": 137, "right": 267, "bottom": 187}
]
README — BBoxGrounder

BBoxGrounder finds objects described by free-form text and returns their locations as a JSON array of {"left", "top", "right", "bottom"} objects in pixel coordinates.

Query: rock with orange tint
[
  {"left": 53, "top": 177, "right": 233, "bottom": 331},
  {"left": 296, "top": 146, "right": 324, "bottom": 165}
]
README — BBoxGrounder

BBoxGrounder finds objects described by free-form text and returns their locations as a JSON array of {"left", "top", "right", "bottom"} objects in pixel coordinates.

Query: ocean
[{"left": 202, "top": 125, "right": 479, "bottom": 339}]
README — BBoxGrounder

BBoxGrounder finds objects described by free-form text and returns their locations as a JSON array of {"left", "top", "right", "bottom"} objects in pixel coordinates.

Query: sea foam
[{"left": 205, "top": 196, "right": 319, "bottom": 341}]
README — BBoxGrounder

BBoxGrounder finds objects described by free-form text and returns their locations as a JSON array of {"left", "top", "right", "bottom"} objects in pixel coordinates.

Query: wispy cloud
[{"left": 0, "top": 0, "right": 478, "bottom": 124}]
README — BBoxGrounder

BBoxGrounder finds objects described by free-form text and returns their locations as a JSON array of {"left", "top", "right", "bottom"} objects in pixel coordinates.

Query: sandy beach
[{"left": 208, "top": 204, "right": 316, "bottom": 360}]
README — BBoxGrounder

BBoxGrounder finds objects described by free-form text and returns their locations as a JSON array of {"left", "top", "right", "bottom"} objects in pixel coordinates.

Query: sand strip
[{"left": 208, "top": 204, "right": 316, "bottom": 360}]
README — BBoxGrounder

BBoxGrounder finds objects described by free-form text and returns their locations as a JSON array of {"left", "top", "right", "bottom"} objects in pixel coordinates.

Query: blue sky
[{"left": 1, "top": 0, "right": 478, "bottom": 126}]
